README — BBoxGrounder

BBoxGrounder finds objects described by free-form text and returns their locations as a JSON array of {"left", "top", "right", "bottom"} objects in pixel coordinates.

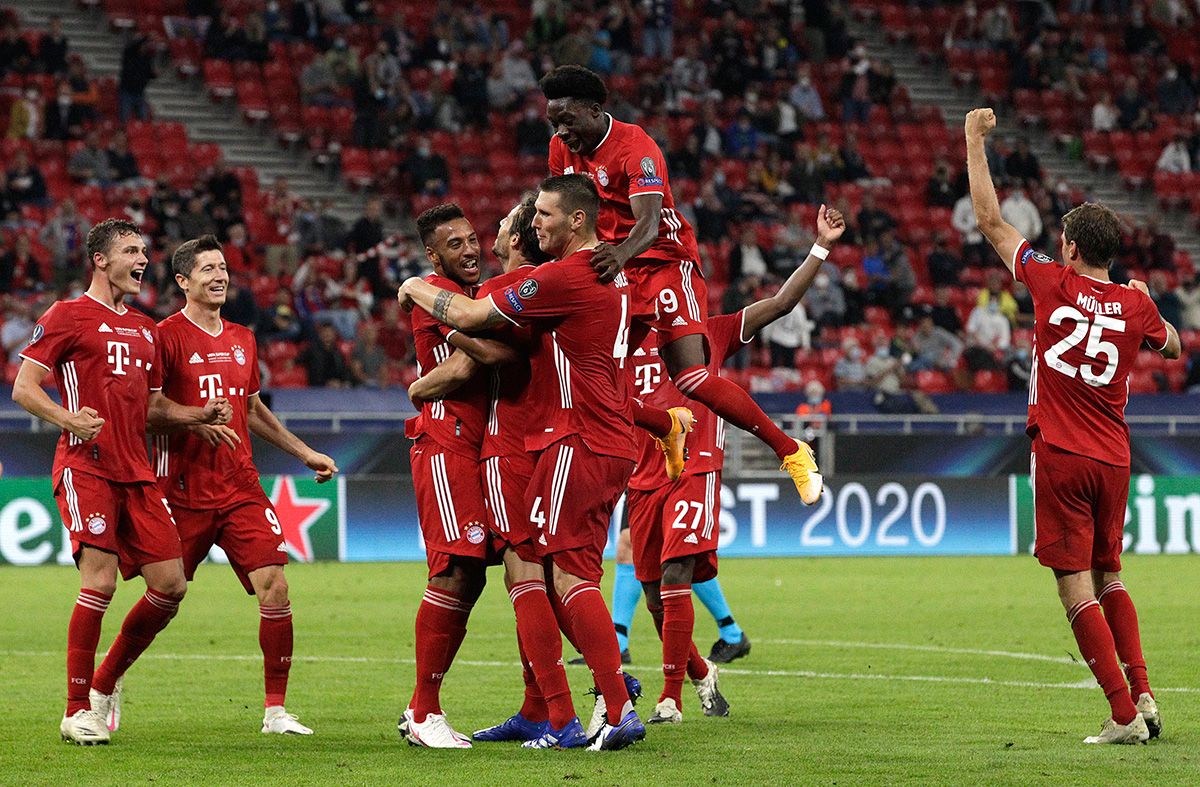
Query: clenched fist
[
  {"left": 65, "top": 406, "right": 104, "bottom": 441},
  {"left": 965, "top": 108, "right": 997, "bottom": 140}
]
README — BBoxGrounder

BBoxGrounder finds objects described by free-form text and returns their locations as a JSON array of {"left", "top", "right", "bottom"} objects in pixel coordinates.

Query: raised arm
[
  {"left": 742, "top": 204, "right": 846, "bottom": 337},
  {"left": 248, "top": 394, "right": 339, "bottom": 482},
  {"left": 592, "top": 193, "right": 663, "bottom": 283},
  {"left": 12, "top": 359, "right": 105, "bottom": 441},
  {"left": 965, "top": 108, "right": 1024, "bottom": 275},
  {"left": 398, "top": 277, "right": 509, "bottom": 332}
]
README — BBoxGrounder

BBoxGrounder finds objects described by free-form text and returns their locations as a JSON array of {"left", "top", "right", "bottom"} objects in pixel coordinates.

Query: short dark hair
[
  {"left": 539, "top": 174, "right": 599, "bottom": 231},
  {"left": 1062, "top": 202, "right": 1121, "bottom": 269},
  {"left": 172, "top": 234, "right": 224, "bottom": 278},
  {"left": 539, "top": 65, "right": 608, "bottom": 105},
  {"left": 511, "top": 195, "right": 551, "bottom": 265},
  {"left": 85, "top": 218, "right": 141, "bottom": 266},
  {"left": 416, "top": 203, "right": 466, "bottom": 247}
]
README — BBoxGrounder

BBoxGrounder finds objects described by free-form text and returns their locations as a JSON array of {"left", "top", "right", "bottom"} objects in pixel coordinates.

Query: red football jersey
[
  {"left": 490, "top": 249, "right": 636, "bottom": 461},
  {"left": 1014, "top": 239, "right": 1168, "bottom": 466},
  {"left": 475, "top": 265, "right": 536, "bottom": 460},
  {"left": 152, "top": 311, "right": 261, "bottom": 507},
  {"left": 20, "top": 294, "right": 161, "bottom": 484},
  {"left": 405, "top": 273, "right": 486, "bottom": 458},
  {"left": 628, "top": 311, "right": 749, "bottom": 490},
  {"left": 549, "top": 115, "right": 700, "bottom": 264}
]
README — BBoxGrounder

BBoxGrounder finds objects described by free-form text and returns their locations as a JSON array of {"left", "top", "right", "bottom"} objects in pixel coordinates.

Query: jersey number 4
[{"left": 1043, "top": 306, "right": 1125, "bottom": 387}]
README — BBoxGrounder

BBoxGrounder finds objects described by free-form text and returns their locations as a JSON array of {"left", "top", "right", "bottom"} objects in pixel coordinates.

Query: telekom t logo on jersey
[
  {"left": 107, "top": 341, "right": 130, "bottom": 375},
  {"left": 634, "top": 361, "right": 662, "bottom": 395},
  {"left": 199, "top": 373, "right": 224, "bottom": 400}
]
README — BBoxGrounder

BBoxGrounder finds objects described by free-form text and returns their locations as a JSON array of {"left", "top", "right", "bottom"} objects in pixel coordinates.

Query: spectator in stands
[
  {"left": 290, "top": 0, "right": 327, "bottom": 47},
  {"left": 978, "top": 269, "right": 1019, "bottom": 324},
  {"left": 1177, "top": 274, "right": 1200, "bottom": 330},
  {"left": 981, "top": 3, "right": 1016, "bottom": 53},
  {"left": 300, "top": 55, "right": 340, "bottom": 107},
  {"left": 945, "top": 1, "right": 983, "bottom": 50},
  {"left": 2, "top": 297, "right": 36, "bottom": 361},
  {"left": 880, "top": 230, "right": 916, "bottom": 309},
  {"left": 926, "top": 161, "right": 960, "bottom": 209},
  {"left": 804, "top": 269, "right": 846, "bottom": 330},
  {"left": 1156, "top": 65, "right": 1195, "bottom": 116},
  {"left": 763, "top": 300, "right": 812, "bottom": 367},
  {"left": 1000, "top": 187, "right": 1043, "bottom": 244},
  {"left": 303, "top": 322, "right": 353, "bottom": 387},
  {"left": 926, "top": 233, "right": 961, "bottom": 287},
  {"left": 869, "top": 59, "right": 898, "bottom": 106},
  {"left": 930, "top": 285, "right": 962, "bottom": 333},
  {"left": 788, "top": 64, "right": 825, "bottom": 122},
  {"left": 68, "top": 131, "right": 114, "bottom": 186},
  {"left": 6, "top": 87, "right": 41, "bottom": 141},
  {"left": 118, "top": 34, "right": 157, "bottom": 122},
  {"left": 1004, "top": 138, "right": 1041, "bottom": 185},
  {"left": 42, "top": 79, "right": 83, "bottom": 141},
  {"left": 326, "top": 37, "right": 360, "bottom": 89},
  {"left": 453, "top": 45, "right": 490, "bottom": 127},
  {"left": 351, "top": 321, "right": 389, "bottom": 387},
  {"left": 1006, "top": 337, "right": 1032, "bottom": 392},
  {"left": 907, "top": 306, "right": 963, "bottom": 373},
  {"left": 39, "top": 199, "right": 90, "bottom": 285},
  {"left": 724, "top": 110, "right": 762, "bottom": 159},
  {"left": 1116, "top": 75, "right": 1154, "bottom": 131},
  {"left": 866, "top": 332, "right": 937, "bottom": 414},
  {"left": 1091, "top": 91, "right": 1118, "bottom": 132},
  {"left": 1148, "top": 270, "right": 1183, "bottom": 329},
  {"left": 259, "top": 287, "right": 301, "bottom": 344},
  {"left": 405, "top": 138, "right": 450, "bottom": 197},
  {"left": 1125, "top": 5, "right": 1165, "bottom": 56},
  {"left": 1156, "top": 134, "right": 1191, "bottom": 173},
  {"left": 840, "top": 131, "right": 871, "bottom": 181},
  {"left": 834, "top": 338, "right": 868, "bottom": 391},
  {"left": 6, "top": 150, "right": 47, "bottom": 207},
  {"left": 0, "top": 22, "right": 33, "bottom": 75},
  {"left": 0, "top": 234, "right": 45, "bottom": 294},
  {"left": 296, "top": 198, "right": 344, "bottom": 253},
  {"left": 178, "top": 195, "right": 216, "bottom": 239},
  {"left": 728, "top": 225, "right": 773, "bottom": 279},
  {"left": 515, "top": 101, "right": 551, "bottom": 156},
  {"left": 347, "top": 197, "right": 384, "bottom": 256},
  {"left": 1011, "top": 43, "right": 1050, "bottom": 92},
  {"left": 840, "top": 44, "right": 872, "bottom": 124},
  {"left": 1134, "top": 215, "right": 1176, "bottom": 269},
  {"left": 964, "top": 299, "right": 1011, "bottom": 371},
  {"left": 105, "top": 131, "right": 141, "bottom": 184},
  {"left": 242, "top": 13, "right": 269, "bottom": 62},
  {"left": 856, "top": 191, "right": 896, "bottom": 244},
  {"left": 38, "top": 16, "right": 69, "bottom": 75},
  {"left": 205, "top": 161, "right": 241, "bottom": 211}
]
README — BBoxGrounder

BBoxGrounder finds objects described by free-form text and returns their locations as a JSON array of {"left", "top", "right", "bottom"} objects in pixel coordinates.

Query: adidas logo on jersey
[
  {"left": 98, "top": 323, "right": 113, "bottom": 333},
  {"left": 189, "top": 352, "right": 203, "bottom": 364},
  {"left": 538, "top": 533, "right": 548, "bottom": 546},
  {"left": 671, "top": 316, "right": 688, "bottom": 327},
  {"left": 683, "top": 533, "right": 699, "bottom": 544}
]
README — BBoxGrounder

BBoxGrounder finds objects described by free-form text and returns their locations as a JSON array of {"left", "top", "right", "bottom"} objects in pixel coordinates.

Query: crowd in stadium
[{"left": 1, "top": 0, "right": 1199, "bottom": 403}]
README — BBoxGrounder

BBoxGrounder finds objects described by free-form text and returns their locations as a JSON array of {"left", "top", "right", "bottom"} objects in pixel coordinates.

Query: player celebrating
[
  {"left": 152, "top": 234, "right": 338, "bottom": 735},
  {"left": 540, "top": 65, "right": 822, "bottom": 504},
  {"left": 11, "top": 219, "right": 232, "bottom": 744},
  {"left": 632, "top": 205, "right": 846, "bottom": 725},
  {"left": 401, "top": 175, "right": 645, "bottom": 751},
  {"left": 965, "top": 108, "right": 1181, "bottom": 744}
]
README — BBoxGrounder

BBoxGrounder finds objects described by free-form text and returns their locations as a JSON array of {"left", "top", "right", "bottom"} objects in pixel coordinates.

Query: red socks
[
  {"left": 515, "top": 633, "right": 549, "bottom": 724},
  {"left": 509, "top": 580, "right": 572, "bottom": 727},
  {"left": 411, "top": 585, "right": 469, "bottom": 723},
  {"left": 1098, "top": 581, "right": 1152, "bottom": 700},
  {"left": 660, "top": 584, "right": 696, "bottom": 705},
  {"left": 646, "top": 592, "right": 708, "bottom": 683},
  {"left": 92, "top": 588, "right": 182, "bottom": 696},
  {"left": 562, "top": 582, "right": 629, "bottom": 725},
  {"left": 259, "top": 604, "right": 293, "bottom": 708},
  {"left": 67, "top": 588, "right": 112, "bottom": 715},
  {"left": 1068, "top": 599, "right": 1138, "bottom": 724},
  {"left": 673, "top": 365, "right": 796, "bottom": 459},
  {"left": 631, "top": 397, "right": 673, "bottom": 438}
]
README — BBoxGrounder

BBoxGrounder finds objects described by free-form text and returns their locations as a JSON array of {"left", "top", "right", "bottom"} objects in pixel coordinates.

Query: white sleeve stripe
[
  {"left": 738, "top": 310, "right": 753, "bottom": 344},
  {"left": 1153, "top": 320, "right": 1170, "bottom": 352},
  {"left": 629, "top": 190, "right": 665, "bottom": 196},
  {"left": 17, "top": 354, "right": 52, "bottom": 371},
  {"left": 487, "top": 293, "right": 521, "bottom": 326},
  {"left": 1010, "top": 241, "right": 1026, "bottom": 280}
]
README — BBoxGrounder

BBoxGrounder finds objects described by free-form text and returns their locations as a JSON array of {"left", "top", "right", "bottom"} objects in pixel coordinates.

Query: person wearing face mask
[
  {"left": 1156, "top": 66, "right": 1195, "bottom": 116},
  {"left": 6, "top": 86, "right": 41, "bottom": 141},
  {"left": 833, "top": 338, "right": 868, "bottom": 391},
  {"left": 803, "top": 267, "right": 846, "bottom": 329},
  {"left": 789, "top": 65, "right": 825, "bottom": 122},
  {"left": 405, "top": 138, "right": 451, "bottom": 197}
]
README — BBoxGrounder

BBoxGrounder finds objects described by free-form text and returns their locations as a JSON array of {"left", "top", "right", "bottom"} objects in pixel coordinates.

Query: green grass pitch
[{"left": 2, "top": 555, "right": 1199, "bottom": 785}]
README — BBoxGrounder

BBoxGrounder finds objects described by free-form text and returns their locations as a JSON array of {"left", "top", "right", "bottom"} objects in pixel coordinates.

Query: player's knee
[
  {"left": 85, "top": 579, "right": 117, "bottom": 598},
  {"left": 257, "top": 570, "right": 289, "bottom": 606},
  {"left": 151, "top": 576, "right": 188, "bottom": 599},
  {"left": 661, "top": 557, "right": 695, "bottom": 586}
]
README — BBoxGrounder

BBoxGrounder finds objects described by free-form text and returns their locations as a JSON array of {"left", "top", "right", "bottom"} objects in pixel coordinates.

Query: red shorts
[
  {"left": 411, "top": 437, "right": 492, "bottom": 578},
  {"left": 172, "top": 485, "right": 287, "bottom": 595},
  {"left": 626, "top": 258, "right": 708, "bottom": 345},
  {"left": 54, "top": 468, "right": 182, "bottom": 581},
  {"left": 482, "top": 452, "right": 540, "bottom": 564},
  {"left": 1031, "top": 435, "right": 1130, "bottom": 573},
  {"left": 528, "top": 435, "right": 634, "bottom": 583},
  {"left": 627, "top": 472, "right": 720, "bottom": 584}
]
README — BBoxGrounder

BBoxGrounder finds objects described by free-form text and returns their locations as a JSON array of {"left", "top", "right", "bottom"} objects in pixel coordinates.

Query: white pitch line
[
  {"left": 759, "top": 639, "right": 1081, "bottom": 666},
  {"left": 4, "top": 649, "right": 1199, "bottom": 694}
]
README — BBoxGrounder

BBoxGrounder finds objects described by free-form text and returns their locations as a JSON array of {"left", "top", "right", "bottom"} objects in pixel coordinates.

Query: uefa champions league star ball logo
[
  {"left": 87, "top": 513, "right": 107, "bottom": 535},
  {"left": 232, "top": 345, "right": 246, "bottom": 365},
  {"left": 465, "top": 523, "right": 486, "bottom": 544},
  {"left": 141, "top": 326, "right": 154, "bottom": 344}
]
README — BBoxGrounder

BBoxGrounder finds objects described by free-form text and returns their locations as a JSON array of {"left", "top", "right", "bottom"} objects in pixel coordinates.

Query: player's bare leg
[
  {"left": 550, "top": 563, "right": 645, "bottom": 750},
  {"left": 1054, "top": 570, "right": 1148, "bottom": 744},
  {"left": 405, "top": 559, "right": 485, "bottom": 748},
  {"left": 62, "top": 546, "right": 116, "bottom": 744},
  {"left": 1093, "top": 569, "right": 1159, "bottom": 738},
  {"left": 661, "top": 334, "right": 821, "bottom": 503},
  {"left": 89, "top": 557, "right": 186, "bottom": 736},
  {"left": 248, "top": 565, "right": 311, "bottom": 735}
]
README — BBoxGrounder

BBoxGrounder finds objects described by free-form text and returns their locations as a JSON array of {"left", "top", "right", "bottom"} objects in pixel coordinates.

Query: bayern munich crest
[
  {"left": 465, "top": 523, "right": 486, "bottom": 544},
  {"left": 596, "top": 165, "right": 609, "bottom": 187},
  {"left": 232, "top": 345, "right": 246, "bottom": 365},
  {"left": 86, "top": 513, "right": 107, "bottom": 535},
  {"left": 140, "top": 326, "right": 154, "bottom": 344}
]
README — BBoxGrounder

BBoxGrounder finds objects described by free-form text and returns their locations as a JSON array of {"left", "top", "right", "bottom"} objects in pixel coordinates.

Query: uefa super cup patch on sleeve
[
  {"left": 504, "top": 287, "right": 524, "bottom": 313},
  {"left": 27, "top": 323, "right": 44, "bottom": 345}
]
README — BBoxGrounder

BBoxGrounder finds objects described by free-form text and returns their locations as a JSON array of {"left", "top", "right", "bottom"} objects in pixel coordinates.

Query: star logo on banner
[{"left": 267, "top": 476, "right": 330, "bottom": 561}]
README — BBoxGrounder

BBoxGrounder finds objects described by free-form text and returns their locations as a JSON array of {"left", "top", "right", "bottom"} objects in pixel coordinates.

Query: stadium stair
[
  {"left": 18, "top": 0, "right": 370, "bottom": 225},
  {"left": 847, "top": 13, "right": 1200, "bottom": 264}
]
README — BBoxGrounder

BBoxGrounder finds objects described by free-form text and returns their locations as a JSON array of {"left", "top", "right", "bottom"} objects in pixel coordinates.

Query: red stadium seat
[{"left": 340, "top": 147, "right": 373, "bottom": 189}]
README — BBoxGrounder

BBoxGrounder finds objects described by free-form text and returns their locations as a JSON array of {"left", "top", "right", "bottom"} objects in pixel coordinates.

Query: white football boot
[
  {"left": 405, "top": 711, "right": 472, "bottom": 748},
  {"left": 60, "top": 709, "right": 110, "bottom": 745},
  {"left": 1135, "top": 693, "right": 1161, "bottom": 739},
  {"left": 262, "top": 706, "right": 313, "bottom": 735},
  {"left": 692, "top": 659, "right": 730, "bottom": 717},
  {"left": 1083, "top": 713, "right": 1149, "bottom": 744},
  {"left": 89, "top": 676, "right": 123, "bottom": 732},
  {"left": 585, "top": 691, "right": 607, "bottom": 740},
  {"left": 647, "top": 698, "right": 683, "bottom": 724}
]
